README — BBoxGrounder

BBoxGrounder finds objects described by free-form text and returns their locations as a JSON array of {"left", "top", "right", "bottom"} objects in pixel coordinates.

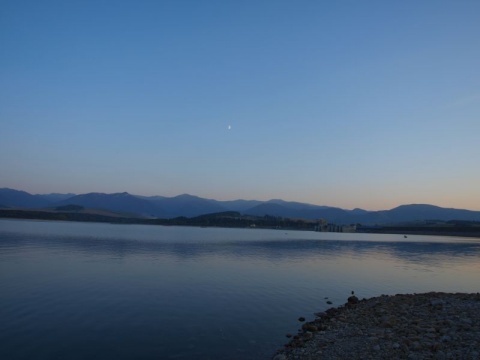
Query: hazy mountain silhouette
[
  {"left": 2, "top": 188, "right": 480, "bottom": 225},
  {"left": 55, "top": 192, "right": 161, "bottom": 217},
  {"left": 54, "top": 192, "right": 229, "bottom": 218},
  {"left": 216, "top": 199, "right": 263, "bottom": 212},
  {"left": 243, "top": 200, "right": 348, "bottom": 221},
  {"left": 38, "top": 193, "right": 77, "bottom": 203},
  {"left": 0, "top": 188, "right": 51, "bottom": 208},
  {"left": 146, "top": 194, "right": 228, "bottom": 218},
  {"left": 370, "top": 204, "right": 480, "bottom": 223}
]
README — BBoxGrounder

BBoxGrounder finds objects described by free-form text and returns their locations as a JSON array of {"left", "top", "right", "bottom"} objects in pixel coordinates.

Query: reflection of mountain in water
[
  {"left": 4, "top": 230, "right": 480, "bottom": 266},
  {"left": 237, "top": 240, "right": 480, "bottom": 266}
]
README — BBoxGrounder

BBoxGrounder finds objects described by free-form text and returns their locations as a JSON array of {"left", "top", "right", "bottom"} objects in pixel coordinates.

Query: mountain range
[{"left": 1, "top": 187, "right": 480, "bottom": 225}]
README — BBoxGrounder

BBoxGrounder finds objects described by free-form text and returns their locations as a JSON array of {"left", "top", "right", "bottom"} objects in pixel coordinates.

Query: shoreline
[
  {"left": 1, "top": 211, "right": 480, "bottom": 238},
  {"left": 273, "top": 292, "right": 480, "bottom": 360}
]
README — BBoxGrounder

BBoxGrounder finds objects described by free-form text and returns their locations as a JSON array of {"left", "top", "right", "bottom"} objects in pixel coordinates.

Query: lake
[{"left": 1, "top": 219, "right": 479, "bottom": 359}]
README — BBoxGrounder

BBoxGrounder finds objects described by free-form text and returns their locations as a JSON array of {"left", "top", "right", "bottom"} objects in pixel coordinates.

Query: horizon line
[{"left": 1, "top": 187, "right": 479, "bottom": 213}]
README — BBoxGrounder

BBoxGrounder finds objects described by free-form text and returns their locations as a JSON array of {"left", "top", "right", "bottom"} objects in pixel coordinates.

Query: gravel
[{"left": 272, "top": 292, "right": 480, "bottom": 360}]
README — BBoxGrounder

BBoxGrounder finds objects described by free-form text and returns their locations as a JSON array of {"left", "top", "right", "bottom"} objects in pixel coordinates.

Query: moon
[{"left": 228, "top": 125, "right": 231, "bottom": 130}]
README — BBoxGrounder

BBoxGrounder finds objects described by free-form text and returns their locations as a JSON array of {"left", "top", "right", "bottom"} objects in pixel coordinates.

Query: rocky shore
[{"left": 272, "top": 292, "right": 480, "bottom": 360}]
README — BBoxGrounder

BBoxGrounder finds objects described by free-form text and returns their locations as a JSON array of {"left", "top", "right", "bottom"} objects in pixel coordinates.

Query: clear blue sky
[{"left": 1, "top": 0, "right": 479, "bottom": 210}]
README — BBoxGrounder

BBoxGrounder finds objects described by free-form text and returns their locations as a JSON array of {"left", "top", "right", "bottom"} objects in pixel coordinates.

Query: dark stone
[
  {"left": 348, "top": 295, "right": 359, "bottom": 304},
  {"left": 326, "top": 300, "right": 332, "bottom": 304},
  {"left": 303, "top": 332, "right": 313, "bottom": 340},
  {"left": 291, "top": 339, "right": 304, "bottom": 348},
  {"left": 326, "top": 307, "right": 337, "bottom": 316},
  {"left": 298, "top": 317, "right": 305, "bottom": 322},
  {"left": 302, "top": 323, "right": 318, "bottom": 332}
]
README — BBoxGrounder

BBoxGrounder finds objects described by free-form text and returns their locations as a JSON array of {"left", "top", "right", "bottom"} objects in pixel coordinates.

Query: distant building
[
  {"left": 314, "top": 220, "right": 356, "bottom": 233},
  {"left": 340, "top": 224, "right": 356, "bottom": 233},
  {"left": 314, "top": 219, "right": 328, "bottom": 232}
]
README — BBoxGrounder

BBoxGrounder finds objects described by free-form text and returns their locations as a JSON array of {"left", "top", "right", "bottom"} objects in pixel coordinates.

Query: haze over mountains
[{"left": 1, "top": 188, "right": 480, "bottom": 225}]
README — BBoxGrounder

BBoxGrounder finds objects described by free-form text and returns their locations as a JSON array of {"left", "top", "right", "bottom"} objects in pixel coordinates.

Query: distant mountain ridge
[
  {"left": 54, "top": 192, "right": 159, "bottom": 218},
  {"left": 1, "top": 187, "right": 479, "bottom": 225}
]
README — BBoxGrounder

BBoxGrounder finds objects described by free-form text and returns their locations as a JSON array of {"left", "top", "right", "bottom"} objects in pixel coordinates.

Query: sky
[{"left": 1, "top": 0, "right": 479, "bottom": 211}]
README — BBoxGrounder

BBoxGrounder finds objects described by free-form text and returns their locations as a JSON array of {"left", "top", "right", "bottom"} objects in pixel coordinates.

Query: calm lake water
[{"left": 1, "top": 219, "right": 480, "bottom": 359}]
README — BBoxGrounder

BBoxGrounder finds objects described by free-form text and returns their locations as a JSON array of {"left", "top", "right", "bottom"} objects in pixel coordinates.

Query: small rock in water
[
  {"left": 326, "top": 301, "right": 332, "bottom": 304},
  {"left": 298, "top": 317, "right": 305, "bottom": 322}
]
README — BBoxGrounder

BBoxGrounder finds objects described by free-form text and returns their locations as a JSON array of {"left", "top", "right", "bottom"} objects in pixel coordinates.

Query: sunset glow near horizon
[{"left": 1, "top": 1, "right": 479, "bottom": 211}]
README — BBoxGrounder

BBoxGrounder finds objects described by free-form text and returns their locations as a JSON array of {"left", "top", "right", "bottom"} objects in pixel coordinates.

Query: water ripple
[{"left": 1, "top": 219, "right": 480, "bottom": 359}]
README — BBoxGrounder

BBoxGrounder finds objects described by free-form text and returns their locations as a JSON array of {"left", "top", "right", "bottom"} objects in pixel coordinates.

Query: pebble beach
[{"left": 273, "top": 292, "right": 480, "bottom": 360}]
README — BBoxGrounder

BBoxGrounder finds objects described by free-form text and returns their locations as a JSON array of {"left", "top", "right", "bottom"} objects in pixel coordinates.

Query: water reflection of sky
[
  {"left": 2, "top": 219, "right": 480, "bottom": 266},
  {"left": 1, "top": 219, "right": 480, "bottom": 360},
  {"left": 2, "top": 220, "right": 480, "bottom": 299}
]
